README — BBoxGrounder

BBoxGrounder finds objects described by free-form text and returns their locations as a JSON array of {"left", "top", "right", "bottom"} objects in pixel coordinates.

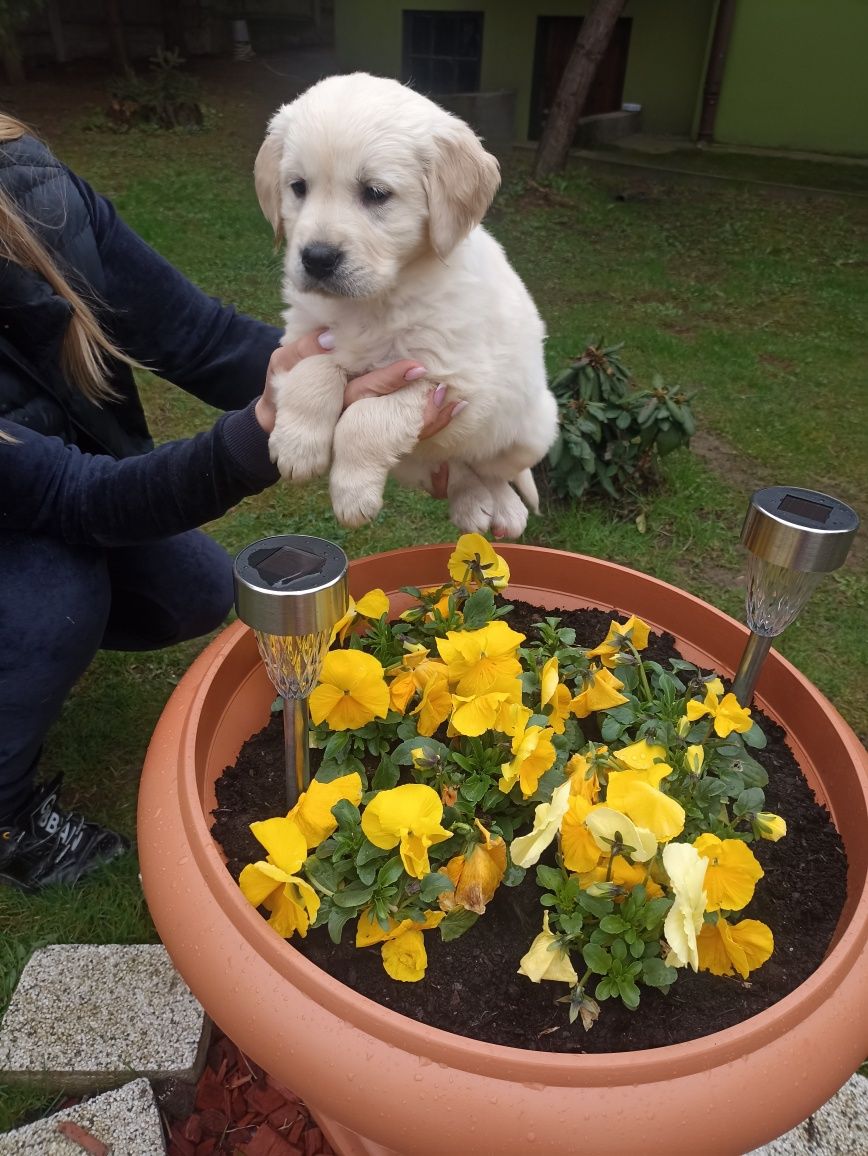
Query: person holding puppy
[{"left": 0, "top": 115, "right": 455, "bottom": 891}]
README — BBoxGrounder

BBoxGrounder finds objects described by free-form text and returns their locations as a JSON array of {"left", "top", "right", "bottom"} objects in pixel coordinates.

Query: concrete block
[
  {"left": 747, "top": 1072, "right": 868, "bottom": 1155},
  {"left": 0, "top": 945, "right": 209, "bottom": 1094},
  {"left": 0, "top": 1077, "right": 165, "bottom": 1155}
]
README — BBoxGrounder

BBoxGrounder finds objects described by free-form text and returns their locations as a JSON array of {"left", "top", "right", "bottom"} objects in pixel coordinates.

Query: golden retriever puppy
[{"left": 255, "top": 71, "right": 558, "bottom": 538}]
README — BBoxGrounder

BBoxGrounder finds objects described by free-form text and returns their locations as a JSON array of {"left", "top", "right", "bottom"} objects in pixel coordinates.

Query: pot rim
[{"left": 176, "top": 544, "right": 868, "bottom": 1087}]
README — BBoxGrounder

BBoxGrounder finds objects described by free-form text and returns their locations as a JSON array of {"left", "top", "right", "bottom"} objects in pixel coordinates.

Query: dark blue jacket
[{"left": 0, "top": 134, "right": 284, "bottom": 545}]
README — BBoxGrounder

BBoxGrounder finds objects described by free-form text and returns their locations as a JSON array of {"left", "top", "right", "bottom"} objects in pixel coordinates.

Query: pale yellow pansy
[
  {"left": 584, "top": 806, "right": 657, "bottom": 863},
  {"left": 518, "top": 912, "right": 579, "bottom": 984},
  {"left": 447, "top": 533, "right": 510, "bottom": 589},
  {"left": 662, "top": 842, "right": 708, "bottom": 971},
  {"left": 510, "top": 780, "right": 572, "bottom": 869}
]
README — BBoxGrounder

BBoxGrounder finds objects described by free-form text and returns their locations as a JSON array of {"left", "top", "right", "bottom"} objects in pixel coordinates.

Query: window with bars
[{"left": 402, "top": 10, "right": 484, "bottom": 95}]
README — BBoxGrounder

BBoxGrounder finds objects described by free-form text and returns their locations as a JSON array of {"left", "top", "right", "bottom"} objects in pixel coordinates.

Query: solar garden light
[
  {"left": 732, "top": 486, "right": 859, "bottom": 705},
  {"left": 233, "top": 535, "right": 349, "bottom": 808}
]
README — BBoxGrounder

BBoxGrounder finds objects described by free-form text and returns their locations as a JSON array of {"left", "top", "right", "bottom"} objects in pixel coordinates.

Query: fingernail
[
  {"left": 432, "top": 383, "right": 447, "bottom": 407},
  {"left": 404, "top": 366, "right": 427, "bottom": 381},
  {"left": 317, "top": 330, "right": 336, "bottom": 350},
  {"left": 493, "top": 524, "right": 506, "bottom": 540},
  {"left": 451, "top": 399, "right": 468, "bottom": 416}
]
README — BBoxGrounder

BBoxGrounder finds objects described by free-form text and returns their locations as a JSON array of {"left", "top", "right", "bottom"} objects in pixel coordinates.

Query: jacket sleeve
[
  {"left": 0, "top": 403, "right": 280, "bottom": 547},
  {"left": 67, "top": 168, "right": 284, "bottom": 413}
]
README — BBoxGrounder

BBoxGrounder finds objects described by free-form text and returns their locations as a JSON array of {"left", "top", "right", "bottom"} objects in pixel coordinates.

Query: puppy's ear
[
  {"left": 425, "top": 121, "right": 501, "bottom": 258},
  {"left": 254, "top": 107, "right": 290, "bottom": 244}
]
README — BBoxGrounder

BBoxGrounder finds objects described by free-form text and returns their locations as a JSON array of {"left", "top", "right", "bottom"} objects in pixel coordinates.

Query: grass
[{"left": 1, "top": 62, "right": 866, "bottom": 1131}]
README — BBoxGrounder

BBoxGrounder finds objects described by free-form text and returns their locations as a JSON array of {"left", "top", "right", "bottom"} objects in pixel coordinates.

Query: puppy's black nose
[{"left": 301, "top": 243, "right": 343, "bottom": 279}]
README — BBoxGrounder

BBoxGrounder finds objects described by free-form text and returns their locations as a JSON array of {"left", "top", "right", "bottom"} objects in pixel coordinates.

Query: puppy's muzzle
[{"left": 300, "top": 242, "right": 344, "bottom": 281}]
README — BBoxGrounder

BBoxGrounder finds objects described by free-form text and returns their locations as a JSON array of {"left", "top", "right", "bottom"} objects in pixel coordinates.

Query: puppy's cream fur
[{"left": 256, "top": 72, "right": 558, "bottom": 537}]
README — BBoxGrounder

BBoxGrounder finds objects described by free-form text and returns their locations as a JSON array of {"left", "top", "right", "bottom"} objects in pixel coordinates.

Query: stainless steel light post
[
  {"left": 732, "top": 487, "right": 859, "bottom": 705},
  {"left": 233, "top": 535, "right": 349, "bottom": 808}
]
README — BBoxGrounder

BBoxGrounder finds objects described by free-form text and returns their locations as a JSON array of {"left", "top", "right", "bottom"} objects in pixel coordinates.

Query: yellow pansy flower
[
  {"left": 329, "top": 588, "right": 390, "bottom": 644},
  {"left": 539, "top": 658, "right": 573, "bottom": 734},
  {"left": 511, "top": 781, "right": 572, "bottom": 869},
  {"left": 381, "top": 929, "right": 428, "bottom": 982},
  {"left": 685, "top": 745, "right": 705, "bottom": 775},
  {"left": 570, "top": 667, "right": 629, "bottom": 719},
  {"left": 309, "top": 650, "right": 390, "bottom": 731},
  {"left": 578, "top": 858, "right": 664, "bottom": 900},
  {"left": 566, "top": 749, "right": 605, "bottom": 803},
  {"left": 447, "top": 533, "right": 510, "bottom": 589},
  {"left": 288, "top": 773, "right": 363, "bottom": 849},
  {"left": 587, "top": 615, "right": 651, "bottom": 667},
  {"left": 239, "top": 818, "right": 320, "bottom": 940},
  {"left": 561, "top": 795, "right": 603, "bottom": 873},
  {"left": 494, "top": 696, "right": 534, "bottom": 738},
  {"left": 498, "top": 724, "right": 557, "bottom": 798},
  {"left": 436, "top": 621, "right": 525, "bottom": 696},
  {"left": 518, "top": 912, "right": 579, "bottom": 984},
  {"left": 584, "top": 806, "right": 658, "bottom": 863},
  {"left": 355, "top": 907, "right": 444, "bottom": 947},
  {"left": 412, "top": 672, "right": 453, "bottom": 737},
  {"left": 686, "top": 688, "right": 752, "bottom": 738},
  {"left": 439, "top": 821, "right": 507, "bottom": 914},
  {"left": 698, "top": 915, "right": 774, "bottom": 979},
  {"left": 693, "top": 833, "right": 764, "bottom": 912},
  {"left": 605, "top": 771, "right": 685, "bottom": 843},
  {"left": 662, "top": 842, "right": 708, "bottom": 971},
  {"left": 388, "top": 669, "right": 417, "bottom": 714},
  {"left": 449, "top": 689, "right": 512, "bottom": 738},
  {"left": 754, "top": 812, "right": 787, "bottom": 842},
  {"left": 361, "top": 784, "right": 452, "bottom": 879},
  {"left": 613, "top": 739, "right": 672, "bottom": 784}
]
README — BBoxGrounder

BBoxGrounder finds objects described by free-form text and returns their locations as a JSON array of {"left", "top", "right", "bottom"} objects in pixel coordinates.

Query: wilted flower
[
  {"left": 578, "top": 857, "right": 664, "bottom": 900},
  {"left": 355, "top": 907, "right": 444, "bottom": 947},
  {"left": 518, "top": 912, "right": 579, "bottom": 984},
  {"left": 662, "top": 842, "right": 708, "bottom": 971},
  {"left": 381, "top": 929, "right": 428, "bottom": 982},
  {"left": 361, "top": 784, "right": 452, "bottom": 879},
  {"left": 439, "top": 820, "right": 507, "bottom": 913},
  {"left": 510, "top": 781, "right": 571, "bottom": 869},
  {"left": 566, "top": 748, "right": 605, "bottom": 803},
  {"left": 309, "top": 650, "right": 390, "bottom": 731},
  {"left": 447, "top": 532, "right": 510, "bottom": 589},
  {"left": 698, "top": 915, "right": 774, "bottom": 979},
  {"left": 693, "top": 833, "right": 764, "bottom": 912}
]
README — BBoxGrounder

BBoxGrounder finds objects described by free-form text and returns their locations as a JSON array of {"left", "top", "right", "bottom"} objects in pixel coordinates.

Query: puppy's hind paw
[
  {"left": 330, "top": 474, "right": 384, "bottom": 528},
  {"left": 449, "top": 490, "right": 493, "bottom": 536},
  {"left": 269, "top": 422, "right": 332, "bottom": 484}
]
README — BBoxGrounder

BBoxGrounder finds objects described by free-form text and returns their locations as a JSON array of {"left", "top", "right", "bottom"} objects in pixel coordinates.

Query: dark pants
[{"left": 0, "top": 530, "right": 234, "bottom": 821}]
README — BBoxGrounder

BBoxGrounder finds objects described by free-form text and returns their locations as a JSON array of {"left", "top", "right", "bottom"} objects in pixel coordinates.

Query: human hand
[
  {"left": 255, "top": 329, "right": 334, "bottom": 434},
  {"left": 343, "top": 363, "right": 465, "bottom": 441}
]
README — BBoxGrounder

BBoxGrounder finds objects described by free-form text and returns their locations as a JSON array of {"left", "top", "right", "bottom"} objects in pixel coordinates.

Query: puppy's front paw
[
  {"left": 269, "top": 418, "right": 332, "bottom": 483},
  {"left": 488, "top": 482, "right": 529, "bottom": 540},
  {"left": 449, "top": 486, "right": 493, "bottom": 535},
  {"left": 330, "top": 471, "right": 384, "bottom": 528}
]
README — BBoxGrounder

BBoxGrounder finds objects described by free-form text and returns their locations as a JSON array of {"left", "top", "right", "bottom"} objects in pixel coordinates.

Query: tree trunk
[
  {"left": 105, "top": 0, "right": 132, "bottom": 76},
  {"left": 533, "top": 0, "right": 628, "bottom": 181}
]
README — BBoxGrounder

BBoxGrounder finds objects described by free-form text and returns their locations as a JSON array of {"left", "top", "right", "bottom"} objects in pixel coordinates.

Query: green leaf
[
  {"left": 582, "top": 942, "right": 612, "bottom": 975},
  {"left": 327, "top": 905, "right": 356, "bottom": 944},
  {"left": 460, "top": 775, "right": 490, "bottom": 804},
  {"left": 376, "top": 856, "right": 406, "bottom": 887},
  {"left": 356, "top": 838, "right": 388, "bottom": 868},
  {"left": 742, "top": 722, "right": 767, "bottom": 749},
  {"left": 599, "top": 915, "right": 628, "bottom": 934},
  {"left": 333, "top": 883, "right": 376, "bottom": 908},
  {"left": 642, "top": 956, "right": 678, "bottom": 988},
  {"left": 734, "top": 786, "right": 766, "bottom": 816},
  {"left": 419, "top": 872, "right": 453, "bottom": 904},
  {"left": 331, "top": 799, "right": 362, "bottom": 827},
  {"left": 617, "top": 977, "right": 641, "bottom": 1010},
  {"left": 536, "top": 865, "right": 565, "bottom": 893},
  {"left": 462, "top": 586, "right": 496, "bottom": 629},
  {"left": 439, "top": 907, "right": 479, "bottom": 942},
  {"left": 371, "top": 756, "right": 400, "bottom": 791},
  {"left": 502, "top": 862, "right": 526, "bottom": 887}
]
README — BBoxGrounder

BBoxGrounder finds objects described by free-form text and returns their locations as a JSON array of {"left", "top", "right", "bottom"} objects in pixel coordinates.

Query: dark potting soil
[{"left": 211, "top": 603, "right": 848, "bottom": 1054}]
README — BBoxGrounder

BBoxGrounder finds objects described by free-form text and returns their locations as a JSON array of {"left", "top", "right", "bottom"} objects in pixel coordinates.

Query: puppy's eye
[
  {"left": 290, "top": 179, "right": 307, "bottom": 198},
  {"left": 362, "top": 185, "right": 391, "bottom": 206}
]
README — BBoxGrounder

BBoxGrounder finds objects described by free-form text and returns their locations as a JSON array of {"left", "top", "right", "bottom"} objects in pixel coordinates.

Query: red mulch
[{"left": 166, "top": 1031, "right": 334, "bottom": 1156}]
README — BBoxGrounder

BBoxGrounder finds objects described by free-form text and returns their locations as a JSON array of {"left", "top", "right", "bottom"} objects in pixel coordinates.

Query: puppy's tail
[{"left": 514, "top": 468, "right": 540, "bottom": 515}]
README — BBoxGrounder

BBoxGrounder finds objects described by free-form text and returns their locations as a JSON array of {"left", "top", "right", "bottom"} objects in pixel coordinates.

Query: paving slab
[
  {"left": 747, "top": 1072, "right": 868, "bottom": 1155},
  {"left": 0, "top": 1077, "right": 165, "bottom": 1155},
  {"left": 0, "top": 945, "right": 209, "bottom": 1093}
]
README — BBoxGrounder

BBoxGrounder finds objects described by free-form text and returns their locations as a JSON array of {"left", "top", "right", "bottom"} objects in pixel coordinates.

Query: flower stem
[{"left": 627, "top": 641, "right": 652, "bottom": 703}]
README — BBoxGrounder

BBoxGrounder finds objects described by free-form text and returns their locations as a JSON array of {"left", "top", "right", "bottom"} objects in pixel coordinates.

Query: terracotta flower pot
[{"left": 138, "top": 545, "right": 868, "bottom": 1156}]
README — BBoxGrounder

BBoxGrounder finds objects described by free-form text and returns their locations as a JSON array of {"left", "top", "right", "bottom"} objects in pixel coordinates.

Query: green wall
[
  {"left": 715, "top": 0, "right": 868, "bottom": 156},
  {"left": 334, "top": 0, "right": 715, "bottom": 139}
]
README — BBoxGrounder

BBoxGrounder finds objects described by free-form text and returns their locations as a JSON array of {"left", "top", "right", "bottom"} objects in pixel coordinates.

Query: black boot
[{"left": 0, "top": 776, "right": 129, "bottom": 891}]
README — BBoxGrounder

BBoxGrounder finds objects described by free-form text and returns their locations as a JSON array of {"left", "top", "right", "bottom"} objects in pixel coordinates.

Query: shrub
[
  {"left": 105, "top": 49, "right": 203, "bottom": 132},
  {"left": 545, "top": 341, "right": 696, "bottom": 501}
]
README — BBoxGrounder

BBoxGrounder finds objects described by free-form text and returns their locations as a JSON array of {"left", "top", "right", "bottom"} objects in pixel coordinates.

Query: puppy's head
[{"left": 254, "top": 73, "right": 500, "bottom": 299}]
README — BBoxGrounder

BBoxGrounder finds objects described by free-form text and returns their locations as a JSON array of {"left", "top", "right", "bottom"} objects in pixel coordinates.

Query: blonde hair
[{"left": 0, "top": 114, "right": 140, "bottom": 439}]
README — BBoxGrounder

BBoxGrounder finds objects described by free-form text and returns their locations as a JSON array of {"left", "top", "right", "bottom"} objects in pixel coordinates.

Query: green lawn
[{"left": 1, "top": 64, "right": 866, "bottom": 1131}]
